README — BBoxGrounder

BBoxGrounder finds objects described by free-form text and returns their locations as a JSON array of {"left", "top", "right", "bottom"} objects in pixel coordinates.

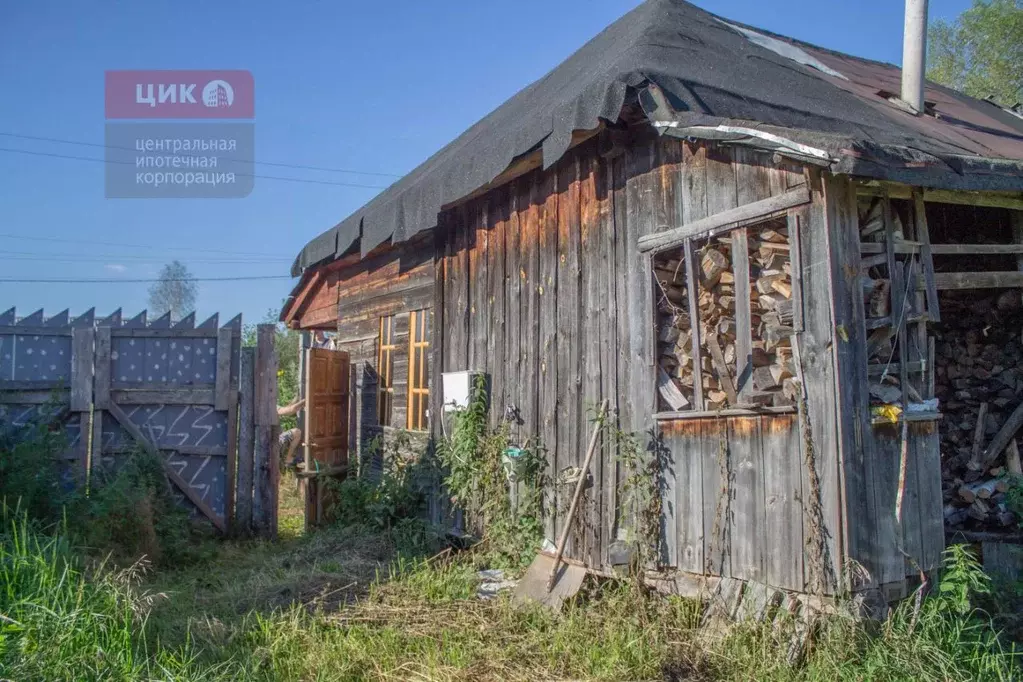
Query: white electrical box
[{"left": 442, "top": 370, "right": 481, "bottom": 412}]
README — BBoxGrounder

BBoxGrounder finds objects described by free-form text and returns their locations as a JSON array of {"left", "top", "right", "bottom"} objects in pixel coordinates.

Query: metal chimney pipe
[{"left": 901, "top": 0, "right": 929, "bottom": 114}]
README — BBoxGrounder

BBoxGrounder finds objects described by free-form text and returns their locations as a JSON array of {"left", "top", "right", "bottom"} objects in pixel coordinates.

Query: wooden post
[
  {"left": 91, "top": 326, "right": 111, "bottom": 476},
  {"left": 253, "top": 324, "right": 279, "bottom": 538},
  {"left": 70, "top": 327, "right": 94, "bottom": 477},
  {"left": 235, "top": 347, "right": 255, "bottom": 533}
]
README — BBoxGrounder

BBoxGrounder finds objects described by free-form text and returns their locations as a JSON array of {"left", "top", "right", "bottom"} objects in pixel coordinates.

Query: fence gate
[{"left": 0, "top": 308, "right": 279, "bottom": 537}]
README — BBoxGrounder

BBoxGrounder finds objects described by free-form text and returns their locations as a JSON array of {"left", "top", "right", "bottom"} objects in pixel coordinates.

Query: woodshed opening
[
  {"left": 654, "top": 217, "right": 797, "bottom": 414},
  {"left": 857, "top": 188, "right": 1023, "bottom": 537}
]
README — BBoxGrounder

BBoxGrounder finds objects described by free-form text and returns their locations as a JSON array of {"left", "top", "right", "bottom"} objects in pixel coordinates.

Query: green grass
[{"left": 2, "top": 507, "right": 1021, "bottom": 681}]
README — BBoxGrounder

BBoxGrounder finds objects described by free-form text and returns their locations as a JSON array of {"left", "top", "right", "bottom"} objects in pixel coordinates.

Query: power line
[
  {"left": 0, "top": 232, "right": 286, "bottom": 258},
  {"left": 0, "top": 275, "right": 294, "bottom": 284},
  {"left": 0, "top": 147, "right": 391, "bottom": 189},
  {"left": 0, "top": 132, "right": 404, "bottom": 178},
  {"left": 0, "top": 249, "right": 290, "bottom": 263}
]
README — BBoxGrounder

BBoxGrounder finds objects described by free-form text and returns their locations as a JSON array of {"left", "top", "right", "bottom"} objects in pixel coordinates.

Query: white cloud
[{"left": 105, "top": 264, "right": 127, "bottom": 273}]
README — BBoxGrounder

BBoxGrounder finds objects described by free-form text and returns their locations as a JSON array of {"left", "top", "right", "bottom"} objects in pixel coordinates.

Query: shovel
[{"left": 514, "top": 400, "right": 608, "bottom": 610}]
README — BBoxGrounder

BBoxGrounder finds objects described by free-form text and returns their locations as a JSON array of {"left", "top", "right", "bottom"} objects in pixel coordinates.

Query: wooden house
[{"left": 281, "top": 0, "right": 1023, "bottom": 600}]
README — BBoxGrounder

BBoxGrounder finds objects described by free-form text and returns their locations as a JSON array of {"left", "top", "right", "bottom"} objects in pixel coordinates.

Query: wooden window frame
[
  {"left": 377, "top": 315, "right": 396, "bottom": 426},
  {"left": 653, "top": 213, "right": 803, "bottom": 420},
  {"left": 407, "top": 309, "right": 430, "bottom": 431}
]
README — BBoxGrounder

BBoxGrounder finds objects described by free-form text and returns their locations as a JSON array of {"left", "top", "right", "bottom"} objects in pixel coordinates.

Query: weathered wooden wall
[
  {"left": 433, "top": 133, "right": 942, "bottom": 596},
  {"left": 328, "top": 235, "right": 435, "bottom": 466}
]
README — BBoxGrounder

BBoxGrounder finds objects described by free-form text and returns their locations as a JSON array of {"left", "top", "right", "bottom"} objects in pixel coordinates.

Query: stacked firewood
[
  {"left": 655, "top": 254, "right": 698, "bottom": 411},
  {"left": 654, "top": 222, "right": 795, "bottom": 411},
  {"left": 935, "top": 291, "right": 1023, "bottom": 530},
  {"left": 747, "top": 225, "right": 796, "bottom": 408}
]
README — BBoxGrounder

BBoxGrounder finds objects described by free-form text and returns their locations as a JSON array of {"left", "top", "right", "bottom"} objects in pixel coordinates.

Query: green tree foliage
[
  {"left": 927, "top": 0, "right": 1023, "bottom": 106},
  {"left": 147, "top": 260, "right": 198, "bottom": 321},
  {"left": 243, "top": 306, "right": 302, "bottom": 427}
]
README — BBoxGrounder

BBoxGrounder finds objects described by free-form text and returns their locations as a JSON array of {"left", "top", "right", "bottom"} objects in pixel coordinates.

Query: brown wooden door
[
  {"left": 303, "top": 347, "right": 350, "bottom": 527},
  {"left": 304, "top": 348, "right": 350, "bottom": 471}
]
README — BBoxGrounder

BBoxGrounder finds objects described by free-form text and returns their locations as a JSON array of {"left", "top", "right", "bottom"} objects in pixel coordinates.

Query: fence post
[
  {"left": 253, "top": 324, "right": 279, "bottom": 538},
  {"left": 235, "top": 347, "right": 255, "bottom": 532},
  {"left": 70, "top": 327, "right": 94, "bottom": 478},
  {"left": 91, "top": 326, "right": 111, "bottom": 477}
]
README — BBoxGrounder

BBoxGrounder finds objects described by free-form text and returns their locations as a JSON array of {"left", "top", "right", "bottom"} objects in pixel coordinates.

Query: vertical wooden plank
[
  {"left": 70, "top": 327, "right": 94, "bottom": 412},
  {"left": 470, "top": 198, "right": 489, "bottom": 374},
  {"left": 488, "top": 186, "right": 508, "bottom": 428},
  {"left": 733, "top": 148, "right": 772, "bottom": 402},
  {"left": 705, "top": 144, "right": 737, "bottom": 217},
  {"left": 580, "top": 152, "right": 604, "bottom": 566},
  {"left": 654, "top": 138, "right": 684, "bottom": 567},
  {"left": 454, "top": 206, "right": 471, "bottom": 372},
  {"left": 70, "top": 327, "right": 93, "bottom": 476},
  {"left": 761, "top": 413, "right": 804, "bottom": 590},
  {"left": 93, "top": 327, "right": 111, "bottom": 410},
  {"left": 728, "top": 416, "right": 763, "bottom": 582},
  {"left": 789, "top": 212, "right": 805, "bottom": 333},
  {"left": 795, "top": 187, "right": 844, "bottom": 594},
  {"left": 913, "top": 191, "right": 940, "bottom": 322},
  {"left": 557, "top": 153, "right": 582, "bottom": 557},
  {"left": 92, "top": 326, "right": 111, "bottom": 476},
  {"left": 538, "top": 166, "right": 560, "bottom": 542},
  {"left": 90, "top": 412, "right": 103, "bottom": 477},
  {"left": 215, "top": 328, "right": 233, "bottom": 411},
  {"left": 254, "top": 324, "right": 279, "bottom": 537},
  {"left": 236, "top": 347, "right": 255, "bottom": 532},
  {"left": 914, "top": 422, "right": 945, "bottom": 573},
  {"left": 702, "top": 418, "right": 727, "bottom": 577},
  {"left": 732, "top": 228, "right": 752, "bottom": 399},
  {"left": 504, "top": 184, "right": 522, "bottom": 443},
  {"left": 520, "top": 176, "right": 541, "bottom": 447},
  {"left": 671, "top": 421, "right": 704, "bottom": 574},
  {"left": 612, "top": 152, "right": 630, "bottom": 544},
  {"left": 684, "top": 240, "right": 705, "bottom": 410},
  {"left": 680, "top": 140, "right": 708, "bottom": 225},
  {"left": 622, "top": 138, "right": 657, "bottom": 437},
  {"left": 600, "top": 156, "right": 621, "bottom": 566},
  {"left": 225, "top": 388, "right": 239, "bottom": 531}
]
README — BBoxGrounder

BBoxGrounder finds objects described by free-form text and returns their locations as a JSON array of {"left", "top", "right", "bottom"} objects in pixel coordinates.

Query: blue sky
[{"left": 0, "top": 0, "right": 971, "bottom": 325}]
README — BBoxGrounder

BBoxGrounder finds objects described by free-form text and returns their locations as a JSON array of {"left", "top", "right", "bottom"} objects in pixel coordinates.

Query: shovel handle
[{"left": 546, "top": 399, "right": 608, "bottom": 592}]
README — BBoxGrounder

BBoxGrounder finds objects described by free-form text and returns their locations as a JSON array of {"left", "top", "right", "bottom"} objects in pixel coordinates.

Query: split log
[
  {"left": 701, "top": 249, "right": 729, "bottom": 287},
  {"left": 978, "top": 399, "right": 1023, "bottom": 471},
  {"left": 970, "top": 402, "right": 989, "bottom": 468},
  {"left": 658, "top": 366, "right": 690, "bottom": 411},
  {"left": 1007, "top": 439, "right": 1022, "bottom": 477}
]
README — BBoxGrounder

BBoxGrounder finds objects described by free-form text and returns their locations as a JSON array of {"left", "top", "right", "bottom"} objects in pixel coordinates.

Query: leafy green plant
[
  {"left": 0, "top": 406, "right": 74, "bottom": 523},
  {"left": 437, "top": 375, "right": 548, "bottom": 567},
  {"left": 243, "top": 305, "right": 302, "bottom": 430},
  {"left": 324, "top": 431, "right": 442, "bottom": 556},
  {"left": 611, "top": 420, "right": 662, "bottom": 570},
  {"left": 1005, "top": 476, "right": 1023, "bottom": 529}
]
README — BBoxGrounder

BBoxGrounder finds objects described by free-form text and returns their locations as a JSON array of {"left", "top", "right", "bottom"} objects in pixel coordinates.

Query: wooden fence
[{"left": 0, "top": 308, "right": 278, "bottom": 536}]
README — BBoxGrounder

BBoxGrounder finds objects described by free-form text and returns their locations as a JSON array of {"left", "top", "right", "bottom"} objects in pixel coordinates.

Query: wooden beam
[
  {"left": 683, "top": 238, "right": 704, "bottom": 410},
  {"left": 653, "top": 406, "right": 797, "bottom": 420},
  {"left": 638, "top": 186, "right": 811, "bottom": 253},
  {"left": 214, "top": 328, "right": 233, "bottom": 411},
  {"left": 109, "top": 388, "right": 216, "bottom": 405},
  {"left": 929, "top": 271, "right": 1023, "bottom": 290},
  {"left": 105, "top": 401, "right": 226, "bottom": 533},
  {"left": 857, "top": 184, "right": 1023, "bottom": 211},
  {"left": 913, "top": 189, "right": 940, "bottom": 322}
]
